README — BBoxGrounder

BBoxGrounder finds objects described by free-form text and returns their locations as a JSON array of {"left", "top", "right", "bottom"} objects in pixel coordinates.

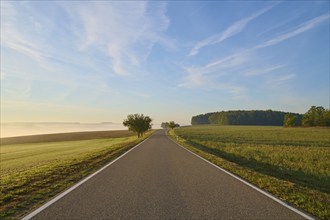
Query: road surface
[{"left": 28, "top": 130, "right": 308, "bottom": 219}]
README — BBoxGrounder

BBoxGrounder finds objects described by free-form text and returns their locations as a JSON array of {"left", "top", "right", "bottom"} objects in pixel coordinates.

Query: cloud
[
  {"left": 179, "top": 10, "right": 329, "bottom": 88},
  {"left": 1, "top": 2, "right": 88, "bottom": 75},
  {"left": 189, "top": 3, "right": 278, "bottom": 56},
  {"left": 180, "top": 50, "right": 253, "bottom": 89},
  {"left": 178, "top": 66, "right": 247, "bottom": 96},
  {"left": 182, "top": 12, "right": 329, "bottom": 90},
  {"left": 217, "top": 84, "right": 247, "bottom": 96},
  {"left": 178, "top": 67, "right": 206, "bottom": 88},
  {"left": 1, "top": 78, "right": 32, "bottom": 99},
  {"left": 256, "top": 13, "right": 330, "bottom": 48},
  {"left": 205, "top": 52, "right": 251, "bottom": 70},
  {"left": 266, "top": 73, "right": 296, "bottom": 86},
  {"left": 76, "top": 2, "right": 171, "bottom": 76},
  {"left": 183, "top": 12, "right": 328, "bottom": 88},
  {"left": 1, "top": 2, "right": 172, "bottom": 78},
  {"left": 243, "top": 64, "right": 286, "bottom": 77},
  {"left": 256, "top": 14, "right": 300, "bottom": 38},
  {"left": 0, "top": 2, "right": 57, "bottom": 70},
  {"left": 178, "top": 51, "right": 251, "bottom": 97}
]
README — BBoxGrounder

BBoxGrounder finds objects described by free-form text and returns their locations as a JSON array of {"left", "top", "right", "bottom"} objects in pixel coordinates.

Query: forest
[{"left": 191, "top": 107, "right": 330, "bottom": 126}]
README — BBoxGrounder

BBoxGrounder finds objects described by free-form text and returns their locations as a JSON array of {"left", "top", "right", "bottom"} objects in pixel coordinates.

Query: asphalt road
[{"left": 29, "top": 130, "right": 307, "bottom": 219}]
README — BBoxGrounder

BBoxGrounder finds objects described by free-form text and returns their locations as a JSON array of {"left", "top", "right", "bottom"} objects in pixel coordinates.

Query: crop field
[
  {"left": 0, "top": 130, "right": 153, "bottom": 219},
  {"left": 171, "top": 125, "right": 330, "bottom": 219}
]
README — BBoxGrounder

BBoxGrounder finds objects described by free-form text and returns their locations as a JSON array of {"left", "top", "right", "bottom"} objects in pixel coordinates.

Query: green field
[
  {"left": 171, "top": 125, "right": 330, "bottom": 219},
  {"left": 0, "top": 130, "right": 153, "bottom": 219}
]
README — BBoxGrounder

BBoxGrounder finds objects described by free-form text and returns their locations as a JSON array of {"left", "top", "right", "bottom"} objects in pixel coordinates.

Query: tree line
[
  {"left": 121, "top": 107, "right": 329, "bottom": 138},
  {"left": 191, "top": 106, "right": 330, "bottom": 127}
]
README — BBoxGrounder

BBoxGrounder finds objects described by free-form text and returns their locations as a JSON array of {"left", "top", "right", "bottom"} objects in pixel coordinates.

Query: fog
[{"left": 0, "top": 122, "right": 127, "bottom": 138}]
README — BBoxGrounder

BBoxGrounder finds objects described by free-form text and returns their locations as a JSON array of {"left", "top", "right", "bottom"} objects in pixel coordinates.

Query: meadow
[
  {"left": 0, "top": 130, "right": 153, "bottom": 219},
  {"left": 171, "top": 125, "right": 330, "bottom": 219}
]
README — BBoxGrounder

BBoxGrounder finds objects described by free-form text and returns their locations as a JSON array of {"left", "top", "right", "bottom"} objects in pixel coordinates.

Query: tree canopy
[
  {"left": 161, "top": 121, "right": 180, "bottom": 129},
  {"left": 283, "top": 113, "right": 298, "bottom": 127},
  {"left": 302, "top": 106, "right": 330, "bottom": 127},
  {"left": 123, "top": 114, "right": 152, "bottom": 138},
  {"left": 161, "top": 122, "right": 169, "bottom": 129},
  {"left": 168, "top": 121, "right": 180, "bottom": 129},
  {"left": 191, "top": 110, "right": 303, "bottom": 126}
]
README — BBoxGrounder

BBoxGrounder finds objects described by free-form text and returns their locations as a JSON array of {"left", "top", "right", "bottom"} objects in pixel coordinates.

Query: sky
[{"left": 1, "top": 1, "right": 329, "bottom": 126}]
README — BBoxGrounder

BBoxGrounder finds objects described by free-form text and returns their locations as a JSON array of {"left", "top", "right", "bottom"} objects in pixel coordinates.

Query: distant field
[
  {"left": 171, "top": 125, "right": 330, "bottom": 219},
  {"left": 0, "top": 130, "right": 153, "bottom": 219}
]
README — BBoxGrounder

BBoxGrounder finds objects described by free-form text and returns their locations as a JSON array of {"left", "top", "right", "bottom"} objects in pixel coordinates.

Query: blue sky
[{"left": 1, "top": 1, "right": 329, "bottom": 125}]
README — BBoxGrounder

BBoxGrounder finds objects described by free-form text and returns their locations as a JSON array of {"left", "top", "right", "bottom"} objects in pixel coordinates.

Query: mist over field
[
  {"left": 0, "top": 122, "right": 162, "bottom": 138},
  {"left": 0, "top": 122, "right": 126, "bottom": 138}
]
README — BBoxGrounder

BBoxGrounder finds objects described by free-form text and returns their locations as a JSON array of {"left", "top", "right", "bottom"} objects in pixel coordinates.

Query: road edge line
[
  {"left": 21, "top": 135, "right": 152, "bottom": 220},
  {"left": 168, "top": 137, "right": 315, "bottom": 220}
]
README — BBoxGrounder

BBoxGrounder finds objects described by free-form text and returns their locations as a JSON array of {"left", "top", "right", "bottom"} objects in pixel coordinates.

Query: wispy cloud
[
  {"left": 216, "top": 83, "right": 247, "bottom": 97},
  {"left": 243, "top": 64, "right": 286, "bottom": 77},
  {"left": 256, "top": 12, "right": 330, "bottom": 48},
  {"left": 205, "top": 52, "right": 251, "bottom": 70},
  {"left": 256, "top": 13, "right": 300, "bottom": 37},
  {"left": 189, "top": 3, "right": 278, "bottom": 56},
  {"left": 1, "top": 78, "right": 32, "bottom": 99},
  {"left": 266, "top": 73, "right": 296, "bottom": 86},
  {"left": 178, "top": 67, "right": 247, "bottom": 97},
  {"left": 179, "top": 51, "right": 252, "bottom": 97},
  {"left": 76, "top": 2, "right": 171, "bottom": 76},
  {"left": 180, "top": 10, "right": 329, "bottom": 99},
  {"left": 178, "top": 67, "right": 207, "bottom": 88},
  {"left": 1, "top": 2, "right": 58, "bottom": 70},
  {"left": 2, "top": 2, "right": 172, "bottom": 78}
]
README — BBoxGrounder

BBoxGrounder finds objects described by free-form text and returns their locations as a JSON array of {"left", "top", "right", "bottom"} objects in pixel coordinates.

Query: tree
[
  {"left": 302, "top": 106, "right": 330, "bottom": 127},
  {"left": 168, "top": 121, "right": 180, "bottom": 129},
  {"left": 123, "top": 114, "right": 152, "bottom": 138},
  {"left": 161, "top": 122, "right": 169, "bottom": 129},
  {"left": 283, "top": 113, "right": 297, "bottom": 127},
  {"left": 323, "top": 109, "right": 330, "bottom": 126}
]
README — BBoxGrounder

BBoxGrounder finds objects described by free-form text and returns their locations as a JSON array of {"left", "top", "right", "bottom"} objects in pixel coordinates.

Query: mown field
[
  {"left": 171, "top": 125, "right": 330, "bottom": 219},
  {"left": 0, "top": 130, "right": 153, "bottom": 220}
]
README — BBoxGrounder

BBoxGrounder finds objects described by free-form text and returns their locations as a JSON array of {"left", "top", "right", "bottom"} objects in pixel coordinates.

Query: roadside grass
[
  {"left": 169, "top": 126, "right": 330, "bottom": 219},
  {"left": 0, "top": 130, "right": 153, "bottom": 220}
]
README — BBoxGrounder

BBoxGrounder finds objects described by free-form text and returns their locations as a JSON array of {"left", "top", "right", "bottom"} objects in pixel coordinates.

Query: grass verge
[
  {"left": 0, "top": 130, "right": 154, "bottom": 220},
  {"left": 168, "top": 126, "right": 330, "bottom": 219}
]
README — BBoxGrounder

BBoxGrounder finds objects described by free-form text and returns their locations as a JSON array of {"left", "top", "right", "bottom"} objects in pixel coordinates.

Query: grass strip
[
  {"left": 169, "top": 129, "right": 330, "bottom": 219},
  {"left": 1, "top": 131, "right": 153, "bottom": 220}
]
